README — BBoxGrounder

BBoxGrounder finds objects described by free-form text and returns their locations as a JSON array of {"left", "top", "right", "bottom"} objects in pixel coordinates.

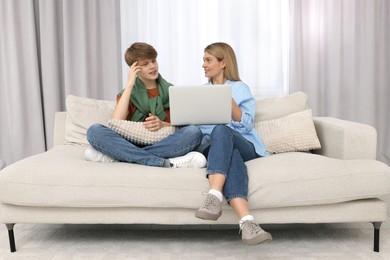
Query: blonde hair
[
  {"left": 204, "top": 42, "right": 240, "bottom": 81},
  {"left": 124, "top": 42, "right": 158, "bottom": 66}
]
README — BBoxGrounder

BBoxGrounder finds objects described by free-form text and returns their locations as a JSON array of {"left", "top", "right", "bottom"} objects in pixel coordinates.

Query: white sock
[
  {"left": 239, "top": 215, "right": 255, "bottom": 228},
  {"left": 208, "top": 189, "right": 223, "bottom": 202}
]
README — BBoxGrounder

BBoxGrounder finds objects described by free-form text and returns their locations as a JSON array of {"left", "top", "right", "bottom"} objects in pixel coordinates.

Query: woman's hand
[
  {"left": 143, "top": 113, "right": 168, "bottom": 131},
  {"left": 231, "top": 98, "right": 242, "bottom": 122}
]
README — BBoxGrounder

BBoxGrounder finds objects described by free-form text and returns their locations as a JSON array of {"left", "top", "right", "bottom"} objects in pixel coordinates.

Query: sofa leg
[
  {"left": 372, "top": 222, "right": 382, "bottom": 252},
  {"left": 5, "top": 224, "right": 16, "bottom": 252}
]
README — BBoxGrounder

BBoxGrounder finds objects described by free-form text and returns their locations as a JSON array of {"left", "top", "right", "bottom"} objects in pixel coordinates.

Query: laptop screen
[{"left": 168, "top": 85, "right": 232, "bottom": 126}]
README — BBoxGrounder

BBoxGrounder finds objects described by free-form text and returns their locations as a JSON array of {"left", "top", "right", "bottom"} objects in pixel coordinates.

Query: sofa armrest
[
  {"left": 53, "top": 112, "right": 67, "bottom": 147},
  {"left": 312, "top": 117, "right": 377, "bottom": 160}
]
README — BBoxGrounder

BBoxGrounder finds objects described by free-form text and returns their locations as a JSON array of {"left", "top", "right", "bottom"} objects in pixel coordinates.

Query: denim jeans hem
[
  {"left": 157, "top": 158, "right": 167, "bottom": 167},
  {"left": 226, "top": 194, "right": 248, "bottom": 202},
  {"left": 206, "top": 170, "right": 228, "bottom": 178}
]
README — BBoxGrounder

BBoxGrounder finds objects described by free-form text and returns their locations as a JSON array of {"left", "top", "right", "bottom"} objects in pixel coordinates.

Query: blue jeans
[
  {"left": 87, "top": 124, "right": 202, "bottom": 167},
  {"left": 204, "top": 125, "right": 260, "bottom": 202}
]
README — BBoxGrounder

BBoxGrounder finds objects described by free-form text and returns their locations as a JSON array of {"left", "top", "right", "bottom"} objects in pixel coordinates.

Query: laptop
[{"left": 168, "top": 85, "right": 232, "bottom": 126}]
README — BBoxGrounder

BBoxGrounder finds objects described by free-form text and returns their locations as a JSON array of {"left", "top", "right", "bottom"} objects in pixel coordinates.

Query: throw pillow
[
  {"left": 65, "top": 95, "right": 115, "bottom": 145},
  {"left": 108, "top": 119, "right": 177, "bottom": 146},
  {"left": 255, "top": 109, "right": 321, "bottom": 154},
  {"left": 255, "top": 91, "right": 309, "bottom": 122}
]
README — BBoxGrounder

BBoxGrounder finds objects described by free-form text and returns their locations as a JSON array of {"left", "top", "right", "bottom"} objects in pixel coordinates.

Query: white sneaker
[
  {"left": 85, "top": 147, "right": 117, "bottom": 163},
  {"left": 169, "top": 152, "right": 207, "bottom": 168}
]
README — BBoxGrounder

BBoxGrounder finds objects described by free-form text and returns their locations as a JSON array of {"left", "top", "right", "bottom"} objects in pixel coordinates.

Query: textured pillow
[
  {"left": 255, "top": 109, "right": 321, "bottom": 154},
  {"left": 108, "top": 119, "right": 177, "bottom": 146},
  {"left": 65, "top": 95, "right": 115, "bottom": 145}
]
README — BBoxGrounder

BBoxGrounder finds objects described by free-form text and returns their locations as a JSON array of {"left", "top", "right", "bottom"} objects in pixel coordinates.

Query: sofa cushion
[
  {"left": 108, "top": 119, "right": 177, "bottom": 146},
  {"left": 246, "top": 153, "right": 390, "bottom": 208},
  {"left": 254, "top": 92, "right": 320, "bottom": 154},
  {"left": 65, "top": 95, "right": 115, "bottom": 145},
  {"left": 255, "top": 109, "right": 321, "bottom": 154},
  {"left": 0, "top": 145, "right": 389, "bottom": 209},
  {"left": 255, "top": 91, "right": 309, "bottom": 122}
]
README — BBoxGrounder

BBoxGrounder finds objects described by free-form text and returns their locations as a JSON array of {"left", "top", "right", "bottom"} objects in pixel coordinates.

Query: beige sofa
[{"left": 1, "top": 92, "right": 389, "bottom": 253}]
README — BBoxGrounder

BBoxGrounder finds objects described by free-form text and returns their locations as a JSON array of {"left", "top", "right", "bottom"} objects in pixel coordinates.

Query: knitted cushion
[
  {"left": 108, "top": 119, "right": 177, "bottom": 146},
  {"left": 255, "top": 109, "right": 321, "bottom": 154}
]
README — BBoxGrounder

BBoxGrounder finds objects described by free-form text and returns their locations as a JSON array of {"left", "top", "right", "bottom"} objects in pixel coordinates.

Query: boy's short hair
[{"left": 124, "top": 42, "right": 158, "bottom": 66}]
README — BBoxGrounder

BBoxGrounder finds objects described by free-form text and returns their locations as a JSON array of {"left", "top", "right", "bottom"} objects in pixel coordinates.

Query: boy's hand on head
[
  {"left": 144, "top": 113, "right": 165, "bottom": 132},
  {"left": 126, "top": 61, "right": 141, "bottom": 88}
]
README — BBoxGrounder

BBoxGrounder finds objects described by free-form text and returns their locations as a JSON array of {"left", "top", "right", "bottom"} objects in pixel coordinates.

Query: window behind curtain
[{"left": 120, "top": 0, "right": 289, "bottom": 98}]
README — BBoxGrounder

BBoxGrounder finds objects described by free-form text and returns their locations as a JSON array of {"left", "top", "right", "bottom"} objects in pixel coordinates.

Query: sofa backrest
[{"left": 54, "top": 92, "right": 320, "bottom": 156}]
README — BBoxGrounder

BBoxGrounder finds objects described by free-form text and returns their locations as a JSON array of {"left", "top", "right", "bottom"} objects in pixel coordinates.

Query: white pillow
[
  {"left": 255, "top": 91, "right": 309, "bottom": 122},
  {"left": 65, "top": 95, "right": 115, "bottom": 145},
  {"left": 255, "top": 109, "right": 321, "bottom": 154},
  {"left": 108, "top": 119, "right": 177, "bottom": 146}
]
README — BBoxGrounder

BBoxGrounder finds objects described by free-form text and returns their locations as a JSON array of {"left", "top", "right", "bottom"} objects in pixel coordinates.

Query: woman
[
  {"left": 195, "top": 42, "right": 272, "bottom": 245},
  {"left": 86, "top": 42, "right": 206, "bottom": 168}
]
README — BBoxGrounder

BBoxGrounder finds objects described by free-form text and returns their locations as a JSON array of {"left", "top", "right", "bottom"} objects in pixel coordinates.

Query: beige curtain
[
  {"left": 0, "top": 0, "right": 121, "bottom": 166},
  {"left": 289, "top": 0, "right": 390, "bottom": 165}
]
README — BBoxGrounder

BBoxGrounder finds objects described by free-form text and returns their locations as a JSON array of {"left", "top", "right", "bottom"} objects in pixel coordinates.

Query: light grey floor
[{"left": 1, "top": 216, "right": 390, "bottom": 259}]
